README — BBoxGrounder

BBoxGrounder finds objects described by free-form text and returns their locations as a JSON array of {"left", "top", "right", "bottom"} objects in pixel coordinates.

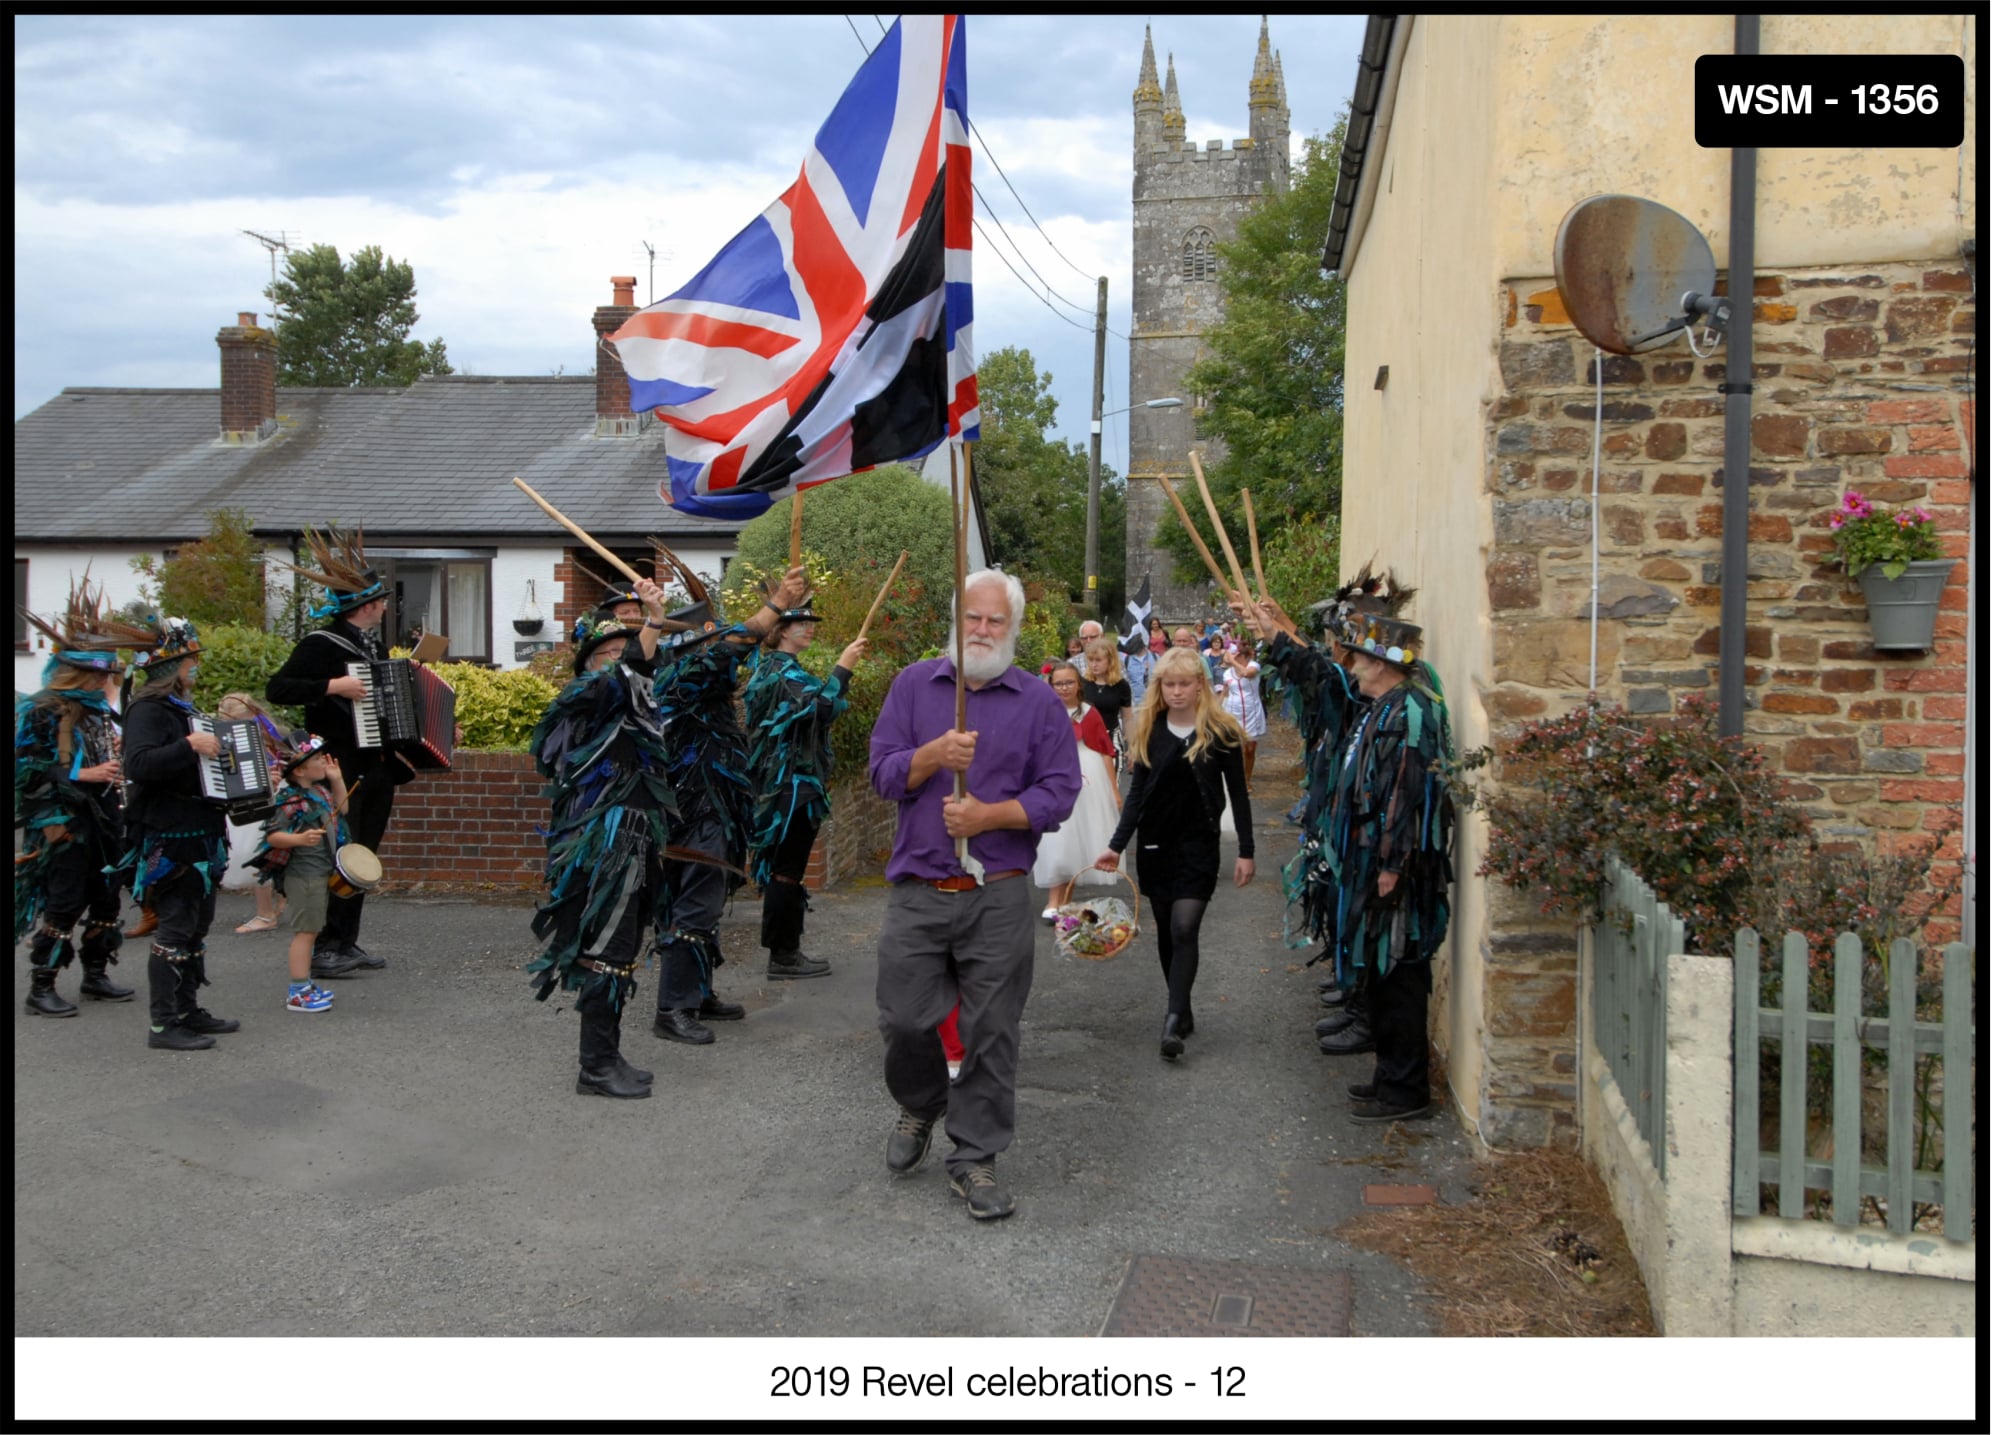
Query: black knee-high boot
[{"left": 576, "top": 968, "right": 648, "bottom": 1098}]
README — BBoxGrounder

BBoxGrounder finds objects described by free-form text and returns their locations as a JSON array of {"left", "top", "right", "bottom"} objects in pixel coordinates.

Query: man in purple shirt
[{"left": 869, "top": 569, "right": 1081, "bottom": 1220}]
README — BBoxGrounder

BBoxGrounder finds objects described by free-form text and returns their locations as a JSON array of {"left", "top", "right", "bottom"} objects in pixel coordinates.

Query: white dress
[
  {"left": 1219, "top": 660, "right": 1268, "bottom": 739},
  {"left": 1032, "top": 707, "right": 1125, "bottom": 891}
]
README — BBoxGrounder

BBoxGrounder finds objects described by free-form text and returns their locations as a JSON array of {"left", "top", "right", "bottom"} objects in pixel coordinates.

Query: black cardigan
[
  {"left": 265, "top": 619, "right": 397, "bottom": 776},
  {"left": 121, "top": 692, "right": 223, "bottom": 837},
  {"left": 1107, "top": 721, "right": 1254, "bottom": 860}
]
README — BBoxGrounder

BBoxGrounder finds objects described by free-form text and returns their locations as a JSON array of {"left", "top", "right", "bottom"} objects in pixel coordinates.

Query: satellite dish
[{"left": 1554, "top": 195, "right": 1728, "bottom": 355}]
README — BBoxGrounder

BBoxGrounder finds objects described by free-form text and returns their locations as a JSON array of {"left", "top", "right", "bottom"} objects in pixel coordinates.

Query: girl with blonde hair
[{"left": 1093, "top": 646, "right": 1254, "bottom": 1060}]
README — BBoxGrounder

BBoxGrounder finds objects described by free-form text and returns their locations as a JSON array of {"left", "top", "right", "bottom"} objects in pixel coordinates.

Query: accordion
[
  {"left": 192, "top": 715, "right": 277, "bottom": 826},
  {"left": 349, "top": 659, "right": 457, "bottom": 770}
]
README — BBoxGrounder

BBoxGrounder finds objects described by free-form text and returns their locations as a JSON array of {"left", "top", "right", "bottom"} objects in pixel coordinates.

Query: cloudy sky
[{"left": 14, "top": 13, "right": 1363, "bottom": 471}]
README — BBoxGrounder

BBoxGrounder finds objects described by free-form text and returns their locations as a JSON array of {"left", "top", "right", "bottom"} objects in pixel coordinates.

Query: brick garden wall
[
  {"left": 376, "top": 750, "right": 895, "bottom": 894},
  {"left": 1469, "top": 258, "right": 1974, "bottom": 1147}
]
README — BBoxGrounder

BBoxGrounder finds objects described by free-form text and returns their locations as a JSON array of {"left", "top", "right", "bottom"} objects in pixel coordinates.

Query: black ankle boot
[
  {"left": 614, "top": 1051, "right": 654, "bottom": 1085},
  {"left": 25, "top": 966, "right": 78, "bottom": 1018},
  {"left": 79, "top": 959, "right": 134, "bottom": 1003},
  {"left": 1159, "top": 1013, "right": 1184, "bottom": 1060},
  {"left": 577, "top": 1062, "right": 651, "bottom": 1098}
]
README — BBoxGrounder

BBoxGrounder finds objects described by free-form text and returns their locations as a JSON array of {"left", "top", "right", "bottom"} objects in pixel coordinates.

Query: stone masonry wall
[{"left": 1472, "top": 258, "right": 1974, "bottom": 1148}]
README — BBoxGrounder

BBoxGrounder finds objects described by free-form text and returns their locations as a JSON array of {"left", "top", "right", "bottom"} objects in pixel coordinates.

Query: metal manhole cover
[{"left": 1099, "top": 1256, "right": 1352, "bottom": 1337}]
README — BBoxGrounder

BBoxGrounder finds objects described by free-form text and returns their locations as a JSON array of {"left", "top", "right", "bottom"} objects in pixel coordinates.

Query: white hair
[{"left": 953, "top": 568, "right": 1024, "bottom": 635}]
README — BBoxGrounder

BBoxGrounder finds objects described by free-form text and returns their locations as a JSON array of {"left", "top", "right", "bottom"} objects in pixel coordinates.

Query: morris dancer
[
  {"left": 247, "top": 732, "right": 350, "bottom": 1014},
  {"left": 267, "top": 525, "right": 404, "bottom": 980},
  {"left": 647, "top": 559, "right": 808, "bottom": 1046},
  {"left": 120, "top": 617, "right": 241, "bottom": 1050},
  {"left": 15, "top": 583, "right": 150, "bottom": 1017},
  {"left": 528, "top": 578, "right": 675, "bottom": 1098},
  {"left": 744, "top": 600, "right": 867, "bottom": 980}
]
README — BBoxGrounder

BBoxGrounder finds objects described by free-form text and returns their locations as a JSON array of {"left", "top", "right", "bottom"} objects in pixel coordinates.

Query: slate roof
[{"left": 14, "top": 376, "right": 743, "bottom": 545}]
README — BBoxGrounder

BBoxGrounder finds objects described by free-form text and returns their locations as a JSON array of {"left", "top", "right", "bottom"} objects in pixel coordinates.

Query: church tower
[{"left": 1126, "top": 19, "right": 1290, "bottom": 624}]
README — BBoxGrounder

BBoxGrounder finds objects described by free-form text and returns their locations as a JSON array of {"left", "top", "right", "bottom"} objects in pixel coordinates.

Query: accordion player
[{"left": 347, "top": 658, "right": 457, "bottom": 770}]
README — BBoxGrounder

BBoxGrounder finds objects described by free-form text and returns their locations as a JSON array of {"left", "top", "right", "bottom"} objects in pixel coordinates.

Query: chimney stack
[
  {"left": 217, "top": 311, "right": 277, "bottom": 443},
  {"left": 594, "top": 276, "right": 640, "bottom": 434}
]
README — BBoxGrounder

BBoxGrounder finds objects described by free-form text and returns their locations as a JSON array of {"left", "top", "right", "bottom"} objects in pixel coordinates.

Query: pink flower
[
  {"left": 1909, "top": 507, "right": 1933, "bottom": 523},
  {"left": 1894, "top": 512, "right": 1912, "bottom": 526},
  {"left": 1830, "top": 516, "right": 1846, "bottom": 530}
]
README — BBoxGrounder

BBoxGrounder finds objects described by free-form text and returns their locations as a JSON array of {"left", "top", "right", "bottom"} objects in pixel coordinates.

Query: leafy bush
[
  {"left": 1260, "top": 513, "right": 1342, "bottom": 627},
  {"left": 129, "top": 508, "right": 270, "bottom": 631},
  {"left": 1460, "top": 696, "right": 1808, "bottom": 956},
  {"left": 1825, "top": 490, "right": 1943, "bottom": 579},
  {"left": 432, "top": 662, "right": 559, "bottom": 751}
]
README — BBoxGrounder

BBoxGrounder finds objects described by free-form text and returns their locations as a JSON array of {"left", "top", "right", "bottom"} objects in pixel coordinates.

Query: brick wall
[
  {"left": 1470, "top": 258, "right": 1974, "bottom": 1148},
  {"left": 375, "top": 750, "right": 896, "bottom": 893}
]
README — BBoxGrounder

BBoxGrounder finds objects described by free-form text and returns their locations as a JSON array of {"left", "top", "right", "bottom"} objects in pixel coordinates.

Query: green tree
[
  {"left": 129, "top": 508, "right": 269, "bottom": 630},
  {"left": 265, "top": 243, "right": 453, "bottom": 387},
  {"left": 1161, "top": 127, "right": 1347, "bottom": 585},
  {"left": 973, "top": 346, "right": 1124, "bottom": 614}
]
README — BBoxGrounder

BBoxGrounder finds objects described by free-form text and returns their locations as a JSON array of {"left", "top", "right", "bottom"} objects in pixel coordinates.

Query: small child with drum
[{"left": 250, "top": 733, "right": 349, "bottom": 1013}]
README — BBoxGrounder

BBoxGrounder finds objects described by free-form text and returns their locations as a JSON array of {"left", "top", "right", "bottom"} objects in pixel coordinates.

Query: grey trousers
[{"left": 875, "top": 875, "right": 1036, "bottom": 1176}]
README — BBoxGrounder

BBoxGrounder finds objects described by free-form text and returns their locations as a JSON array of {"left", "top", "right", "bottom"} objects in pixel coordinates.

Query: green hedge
[{"left": 431, "top": 662, "right": 559, "bottom": 751}]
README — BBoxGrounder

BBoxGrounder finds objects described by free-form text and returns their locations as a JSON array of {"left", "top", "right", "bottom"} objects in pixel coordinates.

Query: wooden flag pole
[
  {"left": 1155, "top": 475, "right": 1234, "bottom": 596},
  {"left": 854, "top": 550, "right": 909, "bottom": 646},
  {"left": 1242, "top": 488, "right": 1270, "bottom": 602},
  {"left": 951, "top": 446, "right": 968, "bottom": 739},
  {"left": 789, "top": 490, "right": 805, "bottom": 570},
  {"left": 513, "top": 478, "right": 645, "bottom": 585},
  {"left": 1187, "top": 451, "right": 1250, "bottom": 602}
]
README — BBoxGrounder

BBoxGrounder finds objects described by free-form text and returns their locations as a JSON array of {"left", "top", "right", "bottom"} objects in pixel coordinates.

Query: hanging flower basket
[
  {"left": 1855, "top": 559, "right": 1955, "bottom": 652},
  {"left": 1824, "top": 491, "right": 1950, "bottom": 652}
]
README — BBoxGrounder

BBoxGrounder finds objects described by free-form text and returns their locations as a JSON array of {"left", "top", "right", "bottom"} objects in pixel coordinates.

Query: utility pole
[{"left": 1084, "top": 275, "right": 1109, "bottom": 619}]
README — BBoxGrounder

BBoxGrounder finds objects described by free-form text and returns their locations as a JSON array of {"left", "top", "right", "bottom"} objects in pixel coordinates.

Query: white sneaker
[
  {"left": 947, "top": 1061, "right": 962, "bottom": 1082},
  {"left": 1040, "top": 907, "right": 1058, "bottom": 922}
]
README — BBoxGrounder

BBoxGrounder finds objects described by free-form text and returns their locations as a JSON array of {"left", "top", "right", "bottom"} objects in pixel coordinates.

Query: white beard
[{"left": 953, "top": 634, "right": 1017, "bottom": 685}]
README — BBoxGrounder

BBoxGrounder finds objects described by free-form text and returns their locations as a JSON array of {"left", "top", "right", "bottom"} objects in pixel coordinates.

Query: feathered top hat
[
  {"left": 772, "top": 603, "right": 820, "bottom": 626},
  {"left": 133, "top": 614, "right": 204, "bottom": 669},
  {"left": 279, "top": 729, "right": 332, "bottom": 776},
  {"left": 1308, "top": 559, "right": 1417, "bottom": 633},
  {"left": 650, "top": 536, "right": 733, "bottom": 652},
  {"left": 1335, "top": 610, "right": 1423, "bottom": 669},
  {"left": 278, "top": 524, "right": 388, "bottom": 621},
  {"left": 22, "top": 575, "right": 158, "bottom": 673}
]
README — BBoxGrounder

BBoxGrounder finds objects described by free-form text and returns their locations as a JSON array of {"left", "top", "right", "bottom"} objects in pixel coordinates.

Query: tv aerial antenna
[
  {"left": 1554, "top": 195, "right": 1730, "bottom": 354},
  {"left": 242, "top": 229, "right": 299, "bottom": 330},
  {"left": 641, "top": 240, "right": 657, "bottom": 305}
]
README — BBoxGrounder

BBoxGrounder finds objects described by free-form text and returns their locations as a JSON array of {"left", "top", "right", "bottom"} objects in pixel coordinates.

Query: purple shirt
[{"left": 869, "top": 657, "right": 1082, "bottom": 883}]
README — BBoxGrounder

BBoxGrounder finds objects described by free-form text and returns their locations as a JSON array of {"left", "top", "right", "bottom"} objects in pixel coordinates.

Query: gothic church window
[{"left": 1181, "top": 228, "right": 1217, "bottom": 282}]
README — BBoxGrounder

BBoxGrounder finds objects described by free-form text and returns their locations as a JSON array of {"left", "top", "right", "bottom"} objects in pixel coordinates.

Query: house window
[
  {"left": 374, "top": 551, "right": 495, "bottom": 665},
  {"left": 1181, "top": 227, "right": 1217, "bottom": 282},
  {"left": 14, "top": 559, "right": 27, "bottom": 651}
]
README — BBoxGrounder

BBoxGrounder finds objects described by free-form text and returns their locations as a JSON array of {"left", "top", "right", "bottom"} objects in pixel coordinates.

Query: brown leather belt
[{"left": 923, "top": 868, "right": 1025, "bottom": 892}]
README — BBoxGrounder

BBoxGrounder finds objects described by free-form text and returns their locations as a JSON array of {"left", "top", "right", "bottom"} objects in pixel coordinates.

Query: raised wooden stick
[
  {"left": 1155, "top": 475, "right": 1233, "bottom": 596},
  {"left": 789, "top": 490, "right": 804, "bottom": 569},
  {"left": 854, "top": 550, "right": 909, "bottom": 645},
  {"left": 1242, "top": 488, "right": 1270, "bottom": 602},
  {"left": 513, "top": 478, "right": 643, "bottom": 584},
  {"left": 1188, "top": 451, "right": 1250, "bottom": 601}
]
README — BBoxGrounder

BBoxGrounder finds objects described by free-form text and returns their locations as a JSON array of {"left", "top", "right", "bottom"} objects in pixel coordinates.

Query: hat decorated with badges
[
  {"left": 773, "top": 602, "right": 820, "bottom": 626},
  {"left": 661, "top": 597, "right": 726, "bottom": 652},
  {"left": 134, "top": 614, "right": 203, "bottom": 668},
  {"left": 573, "top": 617, "right": 640, "bottom": 674},
  {"left": 276, "top": 524, "right": 388, "bottom": 620},
  {"left": 1335, "top": 610, "right": 1423, "bottom": 670},
  {"left": 279, "top": 729, "right": 332, "bottom": 776},
  {"left": 22, "top": 574, "right": 157, "bottom": 673},
  {"left": 594, "top": 585, "right": 643, "bottom": 619}
]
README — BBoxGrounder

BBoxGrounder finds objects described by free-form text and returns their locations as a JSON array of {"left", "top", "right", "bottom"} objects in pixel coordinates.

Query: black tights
[{"left": 1148, "top": 895, "right": 1209, "bottom": 1019}]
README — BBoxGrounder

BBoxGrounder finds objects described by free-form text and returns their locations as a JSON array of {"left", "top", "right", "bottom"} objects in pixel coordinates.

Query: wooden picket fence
[
  {"left": 1591, "top": 856, "right": 1678, "bottom": 1180},
  {"left": 1732, "top": 930, "right": 1977, "bottom": 1240}
]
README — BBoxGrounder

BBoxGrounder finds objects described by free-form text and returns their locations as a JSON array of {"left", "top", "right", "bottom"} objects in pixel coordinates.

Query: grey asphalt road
[{"left": 14, "top": 777, "right": 1475, "bottom": 1339}]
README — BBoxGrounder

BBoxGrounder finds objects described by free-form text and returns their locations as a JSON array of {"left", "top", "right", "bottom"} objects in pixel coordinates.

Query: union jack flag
[{"left": 610, "top": 14, "right": 978, "bottom": 521}]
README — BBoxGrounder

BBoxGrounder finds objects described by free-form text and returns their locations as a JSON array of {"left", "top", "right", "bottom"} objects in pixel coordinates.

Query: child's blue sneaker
[{"left": 286, "top": 984, "right": 333, "bottom": 1014}]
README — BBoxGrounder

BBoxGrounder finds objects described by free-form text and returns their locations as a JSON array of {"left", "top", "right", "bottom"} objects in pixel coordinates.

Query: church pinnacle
[
  {"left": 1249, "top": 15, "right": 1280, "bottom": 108},
  {"left": 1134, "top": 24, "right": 1162, "bottom": 106},
  {"left": 1162, "top": 53, "right": 1184, "bottom": 134}
]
